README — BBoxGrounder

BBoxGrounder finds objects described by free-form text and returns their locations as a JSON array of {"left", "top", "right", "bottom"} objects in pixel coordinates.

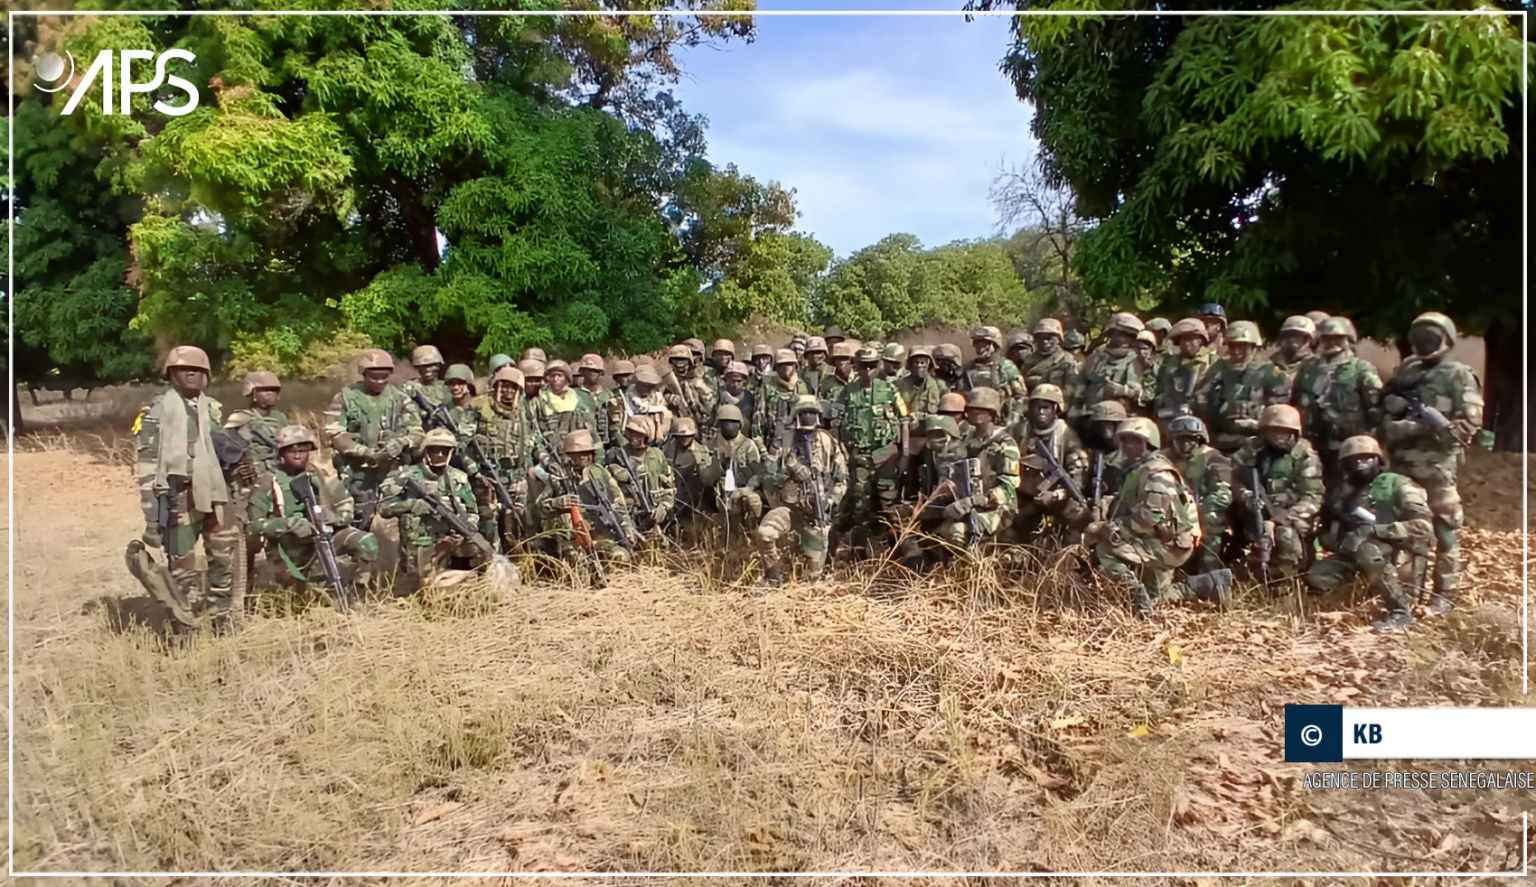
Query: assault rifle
[
  {"left": 613, "top": 445, "right": 657, "bottom": 528},
  {"left": 527, "top": 411, "right": 609, "bottom": 582},
  {"left": 1250, "top": 465, "right": 1272, "bottom": 587},
  {"left": 944, "top": 456, "right": 986, "bottom": 546},
  {"left": 290, "top": 473, "right": 353, "bottom": 610},
  {"left": 796, "top": 432, "right": 831, "bottom": 533},
  {"left": 580, "top": 474, "right": 636, "bottom": 559},
  {"left": 409, "top": 387, "right": 516, "bottom": 518},
  {"left": 1384, "top": 377, "right": 1473, "bottom": 447},
  {"left": 401, "top": 475, "right": 498, "bottom": 561},
  {"left": 1031, "top": 436, "right": 1087, "bottom": 507},
  {"left": 1090, "top": 451, "right": 1107, "bottom": 518}
]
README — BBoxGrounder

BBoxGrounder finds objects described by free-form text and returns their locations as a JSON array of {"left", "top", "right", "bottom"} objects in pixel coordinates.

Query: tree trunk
[
  {"left": 1481, "top": 319, "right": 1525, "bottom": 452},
  {"left": 8, "top": 386, "right": 26, "bottom": 439}
]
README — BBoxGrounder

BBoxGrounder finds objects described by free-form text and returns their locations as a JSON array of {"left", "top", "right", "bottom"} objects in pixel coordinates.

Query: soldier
[
  {"left": 1199, "top": 319, "right": 1266, "bottom": 453},
  {"left": 716, "top": 360, "right": 758, "bottom": 431},
  {"left": 685, "top": 338, "right": 708, "bottom": 372},
  {"left": 1134, "top": 329, "right": 1161, "bottom": 381},
  {"left": 379, "top": 428, "right": 493, "bottom": 595},
  {"left": 663, "top": 417, "right": 715, "bottom": 528},
  {"left": 611, "top": 359, "right": 636, "bottom": 391},
  {"left": 1379, "top": 311, "right": 1483, "bottom": 615},
  {"left": 475, "top": 365, "right": 534, "bottom": 547},
  {"left": 758, "top": 396, "right": 849, "bottom": 585},
  {"left": 961, "top": 326, "right": 1028, "bottom": 426},
  {"left": 822, "top": 325, "right": 846, "bottom": 348},
  {"left": 1231, "top": 405, "right": 1324, "bottom": 581},
  {"left": 1012, "top": 384, "right": 1090, "bottom": 541},
  {"left": 897, "top": 414, "right": 970, "bottom": 569},
  {"left": 1307, "top": 436, "right": 1434, "bottom": 630},
  {"left": 937, "top": 390, "right": 969, "bottom": 431},
  {"left": 1153, "top": 317, "right": 1215, "bottom": 423},
  {"left": 835, "top": 346, "right": 912, "bottom": 547},
  {"left": 662, "top": 343, "right": 718, "bottom": 429},
  {"left": 442, "top": 364, "right": 481, "bottom": 439},
  {"left": 473, "top": 354, "right": 515, "bottom": 410},
  {"left": 894, "top": 345, "right": 948, "bottom": 422},
  {"left": 622, "top": 364, "right": 673, "bottom": 444},
  {"left": 1292, "top": 316, "right": 1383, "bottom": 487},
  {"left": 1006, "top": 332, "right": 1033, "bottom": 374},
  {"left": 1197, "top": 302, "right": 1228, "bottom": 355},
  {"left": 323, "top": 348, "right": 424, "bottom": 530},
  {"left": 520, "top": 358, "right": 545, "bottom": 400},
  {"left": 788, "top": 333, "right": 808, "bottom": 363},
  {"left": 522, "top": 347, "right": 548, "bottom": 363},
  {"left": 933, "top": 342, "right": 965, "bottom": 391},
  {"left": 1256, "top": 315, "right": 1316, "bottom": 408},
  {"left": 225, "top": 371, "right": 288, "bottom": 474},
  {"left": 533, "top": 360, "right": 604, "bottom": 464},
  {"left": 1305, "top": 310, "right": 1331, "bottom": 328},
  {"left": 1023, "top": 318, "right": 1078, "bottom": 393},
  {"left": 952, "top": 388, "right": 1021, "bottom": 546},
  {"left": 246, "top": 425, "right": 379, "bottom": 593},
  {"left": 1165, "top": 415, "right": 1232, "bottom": 574},
  {"left": 128, "top": 345, "right": 243, "bottom": 633},
  {"left": 701, "top": 404, "right": 766, "bottom": 539},
  {"left": 821, "top": 341, "right": 856, "bottom": 403},
  {"left": 1145, "top": 317, "right": 1173, "bottom": 352},
  {"left": 1063, "top": 329, "right": 1087, "bottom": 366},
  {"left": 403, "top": 345, "right": 449, "bottom": 419},
  {"left": 801, "top": 337, "right": 830, "bottom": 394},
  {"left": 1086, "top": 418, "right": 1225, "bottom": 616},
  {"left": 1070, "top": 312, "right": 1150, "bottom": 429},
  {"left": 705, "top": 339, "right": 736, "bottom": 389},
  {"left": 878, "top": 342, "right": 905, "bottom": 381},
  {"left": 534, "top": 429, "right": 639, "bottom": 579},
  {"left": 1083, "top": 401, "right": 1129, "bottom": 520},
  {"left": 749, "top": 344, "right": 775, "bottom": 383},
  {"left": 606, "top": 415, "right": 676, "bottom": 537},
  {"left": 576, "top": 354, "right": 614, "bottom": 447},
  {"left": 756, "top": 348, "right": 810, "bottom": 451}
]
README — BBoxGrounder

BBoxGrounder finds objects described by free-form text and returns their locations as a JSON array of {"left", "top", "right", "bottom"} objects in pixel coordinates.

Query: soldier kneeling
[
  {"left": 1306, "top": 435, "right": 1434, "bottom": 631},
  {"left": 379, "top": 428, "right": 497, "bottom": 595},
  {"left": 757, "top": 396, "right": 849, "bottom": 586},
  {"left": 535, "top": 429, "right": 640, "bottom": 585}
]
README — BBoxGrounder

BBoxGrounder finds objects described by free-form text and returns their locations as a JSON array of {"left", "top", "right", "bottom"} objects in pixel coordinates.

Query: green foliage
[
  {"left": 228, "top": 328, "right": 375, "bottom": 380},
  {"left": 715, "top": 232, "right": 833, "bottom": 330}
]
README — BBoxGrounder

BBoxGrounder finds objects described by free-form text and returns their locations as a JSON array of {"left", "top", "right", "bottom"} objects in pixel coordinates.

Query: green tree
[{"left": 977, "top": 0, "right": 1527, "bottom": 448}]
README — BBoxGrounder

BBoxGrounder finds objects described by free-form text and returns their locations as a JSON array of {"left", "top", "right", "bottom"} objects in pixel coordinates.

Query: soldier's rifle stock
[
  {"left": 289, "top": 473, "right": 353, "bottom": 610},
  {"left": 796, "top": 432, "right": 831, "bottom": 533}
]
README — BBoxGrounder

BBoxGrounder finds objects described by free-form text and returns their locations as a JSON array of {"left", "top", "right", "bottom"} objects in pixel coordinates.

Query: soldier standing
[
  {"left": 129, "top": 346, "right": 242, "bottom": 633},
  {"left": 1022, "top": 318, "right": 1078, "bottom": 393},
  {"left": 1070, "top": 313, "right": 1151, "bottom": 429},
  {"left": 961, "top": 326, "right": 1028, "bottom": 426},
  {"left": 1012, "top": 384, "right": 1090, "bottom": 541},
  {"left": 662, "top": 344, "right": 718, "bottom": 432},
  {"left": 717, "top": 360, "right": 758, "bottom": 429},
  {"left": 403, "top": 345, "right": 449, "bottom": 420},
  {"left": 1292, "top": 317, "right": 1383, "bottom": 487},
  {"left": 933, "top": 342, "right": 965, "bottom": 391},
  {"left": 1199, "top": 320, "right": 1267, "bottom": 453},
  {"left": 953, "top": 388, "right": 1021, "bottom": 545},
  {"left": 1197, "top": 303, "right": 1228, "bottom": 355},
  {"left": 1231, "top": 405, "right": 1324, "bottom": 581},
  {"left": 1006, "top": 332, "right": 1033, "bottom": 375},
  {"left": 442, "top": 364, "right": 481, "bottom": 439},
  {"left": 835, "top": 347, "right": 911, "bottom": 548},
  {"left": 534, "top": 360, "right": 604, "bottom": 463},
  {"left": 1379, "top": 311, "right": 1483, "bottom": 615},
  {"left": 1256, "top": 315, "right": 1316, "bottom": 408},
  {"left": 880, "top": 343, "right": 907, "bottom": 380},
  {"left": 246, "top": 425, "right": 379, "bottom": 593},
  {"left": 378, "top": 428, "right": 494, "bottom": 595},
  {"left": 1307, "top": 436, "right": 1434, "bottom": 630},
  {"left": 576, "top": 354, "right": 614, "bottom": 447},
  {"left": 702, "top": 404, "right": 766, "bottom": 539},
  {"left": 225, "top": 371, "right": 288, "bottom": 474},
  {"left": 801, "top": 337, "right": 830, "bottom": 394},
  {"left": 1145, "top": 317, "right": 1173, "bottom": 353},
  {"left": 749, "top": 344, "right": 775, "bottom": 384},
  {"left": 1165, "top": 415, "right": 1233, "bottom": 575},
  {"left": 606, "top": 416, "right": 676, "bottom": 538},
  {"left": 755, "top": 349, "right": 810, "bottom": 450},
  {"left": 822, "top": 325, "right": 846, "bottom": 349},
  {"left": 894, "top": 345, "right": 948, "bottom": 423},
  {"left": 1134, "top": 330, "right": 1161, "bottom": 381},
  {"left": 323, "top": 349, "right": 424, "bottom": 531},
  {"left": 622, "top": 364, "right": 673, "bottom": 444},
  {"left": 520, "top": 358, "right": 545, "bottom": 401},
  {"left": 534, "top": 429, "right": 639, "bottom": 579},
  {"left": 475, "top": 365, "right": 533, "bottom": 547},
  {"left": 1153, "top": 317, "right": 1215, "bottom": 423},
  {"left": 704, "top": 339, "right": 737, "bottom": 390},
  {"left": 821, "top": 342, "right": 856, "bottom": 402},
  {"left": 757, "top": 396, "right": 849, "bottom": 585}
]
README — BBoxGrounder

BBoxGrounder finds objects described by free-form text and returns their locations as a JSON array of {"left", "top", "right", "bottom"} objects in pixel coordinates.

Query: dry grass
[{"left": 8, "top": 444, "right": 1533, "bottom": 880}]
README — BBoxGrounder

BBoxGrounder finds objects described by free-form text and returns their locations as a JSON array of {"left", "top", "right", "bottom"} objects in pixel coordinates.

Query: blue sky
[{"left": 668, "top": 2, "right": 1037, "bottom": 259}]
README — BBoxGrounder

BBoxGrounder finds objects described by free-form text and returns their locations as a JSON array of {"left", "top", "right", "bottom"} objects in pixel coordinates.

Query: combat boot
[
  {"left": 1372, "top": 609, "right": 1414, "bottom": 631},
  {"left": 1184, "top": 569, "right": 1234, "bottom": 607},
  {"left": 1425, "top": 589, "right": 1455, "bottom": 616},
  {"left": 761, "top": 562, "right": 785, "bottom": 588},
  {"left": 1128, "top": 582, "right": 1154, "bottom": 618}
]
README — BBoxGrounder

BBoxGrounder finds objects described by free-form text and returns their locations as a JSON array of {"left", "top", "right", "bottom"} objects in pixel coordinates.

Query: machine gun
[
  {"left": 289, "top": 473, "right": 353, "bottom": 610},
  {"left": 401, "top": 475, "right": 498, "bottom": 561},
  {"left": 1031, "top": 436, "right": 1087, "bottom": 507}
]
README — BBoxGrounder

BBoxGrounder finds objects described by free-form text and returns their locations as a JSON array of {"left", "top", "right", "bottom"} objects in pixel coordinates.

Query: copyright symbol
[{"left": 1301, "top": 725, "right": 1323, "bottom": 747}]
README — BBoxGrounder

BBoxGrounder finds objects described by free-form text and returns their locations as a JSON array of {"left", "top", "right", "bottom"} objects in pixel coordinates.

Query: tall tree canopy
[{"left": 976, "top": 0, "right": 1527, "bottom": 449}]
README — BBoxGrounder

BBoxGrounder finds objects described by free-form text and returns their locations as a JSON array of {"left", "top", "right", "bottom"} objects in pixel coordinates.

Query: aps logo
[{"left": 33, "top": 49, "right": 199, "bottom": 117}]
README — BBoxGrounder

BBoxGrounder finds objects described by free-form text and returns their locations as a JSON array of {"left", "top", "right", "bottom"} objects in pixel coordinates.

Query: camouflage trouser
[
  {"left": 262, "top": 528, "right": 379, "bottom": 589},
  {"left": 1398, "top": 461, "right": 1463, "bottom": 598},
  {"left": 142, "top": 495, "right": 242, "bottom": 618},
  {"left": 1191, "top": 509, "right": 1231, "bottom": 574},
  {"left": 844, "top": 451, "right": 900, "bottom": 539},
  {"left": 474, "top": 475, "right": 528, "bottom": 554},
  {"left": 544, "top": 510, "right": 633, "bottom": 569},
  {"left": 1234, "top": 506, "right": 1310, "bottom": 577},
  {"left": 757, "top": 506, "right": 830, "bottom": 580},
  {"left": 1094, "top": 533, "right": 1194, "bottom": 608},
  {"left": 1306, "top": 539, "right": 1417, "bottom": 611}
]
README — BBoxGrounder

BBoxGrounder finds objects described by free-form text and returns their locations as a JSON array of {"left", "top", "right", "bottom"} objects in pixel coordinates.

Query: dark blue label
[{"left": 1285, "top": 704, "right": 1343, "bottom": 763}]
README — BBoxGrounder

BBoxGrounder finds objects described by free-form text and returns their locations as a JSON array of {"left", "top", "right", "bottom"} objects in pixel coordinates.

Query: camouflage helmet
[
  {"left": 1169, "top": 317, "right": 1209, "bottom": 342},
  {"left": 1108, "top": 312, "right": 1145, "bottom": 335},
  {"left": 933, "top": 342, "right": 963, "bottom": 362},
  {"left": 1305, "top": 310, "right": 1331, "bottom": 327},
  {"left": 489, "top": 353, "right": 514, "bottom": 373},
  {"left": 751, "top": 343, "right": 774, "bottom": 359},
  {"left": 517, "top": 358, "right": 545, "bottom": 379},
  {"left": 633, "top": 364, "right": 661, "bottom": 386},
  {"left": 921, "top": 415, "right": 961, "bottom": 438},
  {"left": 667, "top": 344, "right": 692, "bottom": 361},
  {"left": 792, "top": 394, "right": 822, "bottom": 415},
  {"left": 164, "top": 345, "right": 211, "bottom": 374},
  {"left": 611, "top": 359, "right": 636, "bottom": 376},
  {"left": 562, "top": 429, "right": 597, "bottom": 454},
  {"left": 938, "top": 392, "right": 967, "bottom": 414},
  {"left": 544, "top": 359, "right": 571, "bottom": 379},
  {"left": 241, "top": 370, "right": 281, "bottom": 396},
  {"left": 1063, "top": 329, "right": 1086, "bottom": 351},
  {"left": 1339, "top": 435, "right": 1384, "bottom": 461},
  {"left": 1116, "top": 417, "right": 1161, "bottom": 449},
  {"left": 623, "top": 415, "right": 651, "bottom": 438},
  {"left": 716, "top": 404, "right": 744, "bottom": 423},
  {"left": 965, "top": 386, "right": 1003, "bottom": 416},
  {"left": 830, "top": 341, "right": 857, "bottom": 360},
  {"left": 1033, "top": 318, "right": 1065, "bottom": 338},
  {"left": 1029, "top": 383, "right": 1065, "bottom": 409},
  {"left": 855, "top": 347, "right": 881, "bottom": 364},
  {"left": 420, "top": 427, "right": 458, "bottom": 452},
  {"left": 1007, "top": 332, "right": 1031, "bottom": 351},
  {"left": 1279, "top": 315, "right": 1317, "bottom": 340},
  {"left": 822, "top": 325, "right": 845, "bottom": 341},
  {"left": 805, "top": 336, "right": 828, "bottom": 354},
  {"left": 1258, "top": 403, "right": 1303, "bottom": 433},
  {"left": 445, "top": 364, "right": 475, "bottom": 384},
  {"left": 359, "top": 348, "right": 395, "bottom": 373},
  {"left": 578, "top": 353, "right": 605, "bottom": 373},
  {"left": 1411, "top": 311, "right": 1457, "bottom": 346},
  {"left": 1145, "top": 317, "right": 1172, "bottom": 334},
  {"left": 1318, "top": 317, "right": 1359, "bottom": 342},
  {"left": 491, "top": 366, "right": 524, "bottom": 389},
  {"left": 1166, "top": 414, "right": 1209, "bottom": 443},
  {"left": 1135, "top": 329, "right": 1157, "bottom": 347},
  {"left": 775, "top": 348, "right": 799, "bottom": 366},
  {"left": 685, "top": 337, "right": 706, "bottom": 357},
  {"left": 881, "top": 342, "right": 906, "bottom": 362},
  {"left": 1089, "top": 400, "right": 1129, "bottom": 423},
  {"left": 725, "top": 360, "right": 751, "bottom": 378},
  {"left": 1225, "top": 320, "right": 1262, "bottom": 346},
  {"left": 274, "top": 424, "right": 316, "bottom": 451},
  {"left": 907, "top": 344, "right": 934, "bottom": 362},
  {"left": 411, "top": 344, "right": 444, "bottom": 367},
  {"left": 522, "top": 347, "right": 547, "bottom": 362},
  {"left": 970, "top": 325, "right": 1004, "bottom": 347},
  {"left": 672, "top": 417, "right": 699, "bottom": 437}
]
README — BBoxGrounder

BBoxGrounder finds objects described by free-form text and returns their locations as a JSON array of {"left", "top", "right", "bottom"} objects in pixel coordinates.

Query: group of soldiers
[{"left": 128, "top": 302, "right": 1484, "bottom": 633}]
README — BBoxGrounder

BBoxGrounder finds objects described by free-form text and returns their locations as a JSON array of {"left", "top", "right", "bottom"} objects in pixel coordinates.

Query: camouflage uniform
[
  {"left": 1153, "top": 318, "right": 1216, "bottom": 424},
  {"left": 661, "top": 346, "right": 719, "bottom": 430},
  {"left": 899, "top": 415, "right": 970, "bottom": 566},
  {"left": 1231, "top": 425, "right": 1324, "bottom": 578},
  {"left": 532, "top": 386, "right": 604, "bottom": 464},
  {"left": 474, "top": 375, "right": 535, "bottom": 548},
  {"left": 1070, "top": 315, "right": 1153, "bottom": 426},
  {"left": 224, "top": 373, "right": 288, "bottom": 475},
  {"left": 1090, "top": 436, "right": 1201, "bottom": 614},
  {"left": 322, "top": 352, "right": 424, "bottom": 521},
  {"left": 702, "top": 424, "right": 766, "bottom": 534},
  {"left": 1023, "top": 320, "right": 1078, "bottom": 393},
  {"left": 956, "top": 393, "right": 1022, "bottom": 541},
  {"left": 1013, "top": 415, "right": 1090, "bottom": 539},
  {"left": 1291, "top": 320, "right": 1383, "bottom": 483},
  {"left": 1308, "top": 440, "right": 1434, "bottom": 621},
  {"left": 893, "top": 356, "right": 948, "bottom": 421},
  {"left": 1378, "top": 312, "right": 1483, "bottom": 606},
  {"left": 378, "top": 456, "right": 487, "bottom": 589},
  {"left": 1197, "top": 322, "right": 1268, "bottom": 453},
  {"left": 758, "top": 406, "right": 850, "bottom": 583},
  {"left": 606, "top": 435, "right": 677, "bottom": 534},
  {"left": 1254, "top": 315, "right": 1317, "bottom": 408},
  {"left": 247, "top": 459, "right": 378, "bottom": 589},
  {"left": 402, "top": 343, "right": 450, "bottom": 423},
  {"left": 834, "top": 361, "right": 911, "bottom": 540},
  {"left": 662, "top": 420, "right": 716, "bottom": 525},
  {"left": 534, "top": 445, "right": 638, "bottom": 566},
  {"left": 755, "top": 358, "right": 810, "bottom": 451},
  {"left": 1165, "top": 416, "right": 1233, "bottom": 575},
  {"left": 960, "top": 326, "right": 1028, "bottom": 426}
]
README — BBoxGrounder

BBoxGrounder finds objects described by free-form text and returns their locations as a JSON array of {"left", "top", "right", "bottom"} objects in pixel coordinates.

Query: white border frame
[{"left": 3, "top": 6, "right": 1523, "bottom": 879}]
